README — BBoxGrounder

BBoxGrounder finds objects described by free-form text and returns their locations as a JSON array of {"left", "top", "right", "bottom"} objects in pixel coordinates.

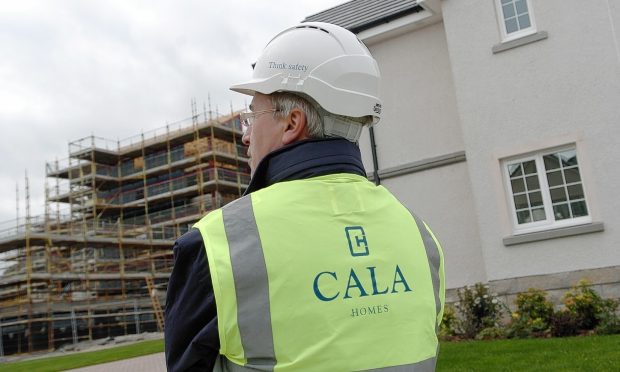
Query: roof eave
[{"left": 357, "top": 0, "right": 443, "bottom": 45}]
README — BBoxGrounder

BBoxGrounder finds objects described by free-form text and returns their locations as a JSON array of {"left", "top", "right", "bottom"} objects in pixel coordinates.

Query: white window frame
[
  {"left": 495, "top": 0, "right": 537, "bottom": 42},
  {"left": 502, "top": 145, "right": 592, "bottom": 235}
]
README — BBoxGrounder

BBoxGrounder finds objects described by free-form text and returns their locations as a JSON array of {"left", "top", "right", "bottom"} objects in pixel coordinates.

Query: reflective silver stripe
[
  {"left": 214, "top": 356, "right": 273, "bottom": 372},
  {"left": 222, "top": 195, "right": 276, "bottom": 371},
  {"left": 411, "top": 212, "right": 442, "bottom": 331},
  {"left": 214, "top": 348, "right": 437, "bottom": 372},
  {"left": 366, "top": 355, "right": 437, "bottom": 371}
]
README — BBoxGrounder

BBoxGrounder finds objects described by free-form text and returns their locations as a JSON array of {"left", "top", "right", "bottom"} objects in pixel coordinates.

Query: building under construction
[{"left": 0, "top": 108, "right": 249, "bottom": 356}]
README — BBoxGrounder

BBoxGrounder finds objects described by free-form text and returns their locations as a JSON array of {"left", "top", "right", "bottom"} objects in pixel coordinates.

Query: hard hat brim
[{"left": 230, "top": 74, "right": 283, "bottom": 97}]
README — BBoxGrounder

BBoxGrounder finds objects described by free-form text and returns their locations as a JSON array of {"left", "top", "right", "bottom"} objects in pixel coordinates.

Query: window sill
[
  {"left": 492, "top": 31, "right": 548, "bottom": 54},
  {"left": 503, "top": 221, "right": 604, "bottom": 246}
]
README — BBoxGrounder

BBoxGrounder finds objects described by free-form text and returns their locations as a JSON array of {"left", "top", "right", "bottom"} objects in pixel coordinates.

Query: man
[{"left": 165, "top": 22, "right": 445, "bottom": 371}]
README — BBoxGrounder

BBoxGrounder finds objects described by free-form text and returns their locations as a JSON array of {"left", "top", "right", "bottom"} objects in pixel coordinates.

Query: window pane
[
  {"left": 564, "top": 167, "right": 581, "bottom": 183},
  {"left": 532, "top": 208, "right": 546, "bottom": 222},
  {"left": 523, "top": 160, "right": 536, "bottom": 175},
  {"left": 543, "top": 154, "right": 560, "bottom": 171},
  {"left": 515, "top": 0, "right": 528, "bottom": 14},
  {"left": 501, "top": 0, "right": 512, "bottom": 4},
  {"left": 518, "top": 14, "right": 531, "bottom": 29},
  {"left": 505, "top": 17, "right": 519, "bottom": 33},
  {"left": 508, "top": 163, "right": 523, "bottom": 177},
  {"left": 503, "top": 3, "right": 516, "bottom": 18},
  {"left": 567, "top": 184, "right": 584, "bottom": 200},
  {"left": 511, "top": 178, "right": 525, "bottom": 193},
  {"left": 550, "top": 187, "right": 567, "bottom": 203},
  {"left": 559, "top": 149, "right": 578, "bottom": 166},
  {"left": 508, "top": 147, "right": 588, "bottom": 227},
  {"left": 553, "top": 204, "right": 571, "bottom": 220},
  {"left": 514, "top": 194, "right": 528, "bottom": 209},
  {"left": 546, "top": 171, "right": 563, "bottom": 187},
  {"left": 571, "top": 201, "right": 589, "bottom": 217},
  {"left": 526, "top": 175, "right": 539, "bottom": 190},
  {"left": 529, "top": 191, "right": 543, "bottom": 207},
  {"left": 517, "top": 210, "right": 531, "bottom": 224}
]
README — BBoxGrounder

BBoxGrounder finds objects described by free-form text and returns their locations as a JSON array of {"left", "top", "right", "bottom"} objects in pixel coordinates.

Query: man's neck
[{"left": 244, "top": 138, "right": 366, "bottom": 195}]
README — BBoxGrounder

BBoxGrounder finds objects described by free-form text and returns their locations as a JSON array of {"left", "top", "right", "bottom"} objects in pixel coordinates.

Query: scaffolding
[{"left": 0, "top": 110, "right": 249, "bottom": 355}]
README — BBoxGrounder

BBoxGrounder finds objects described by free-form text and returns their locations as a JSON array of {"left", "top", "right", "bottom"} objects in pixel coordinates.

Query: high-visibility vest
[{"left": 194, "top": 173, "right": 445, "bottom": 371}]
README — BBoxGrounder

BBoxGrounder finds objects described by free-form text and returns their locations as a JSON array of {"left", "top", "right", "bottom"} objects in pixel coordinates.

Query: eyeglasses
[{"left": 240, "top": 108, "right": 279, "bottom": 132}]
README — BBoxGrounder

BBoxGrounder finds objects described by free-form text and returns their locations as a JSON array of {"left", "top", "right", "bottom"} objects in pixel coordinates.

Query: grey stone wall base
[{"left": 445, "top": 265, "right": 620, "bottom": 309}]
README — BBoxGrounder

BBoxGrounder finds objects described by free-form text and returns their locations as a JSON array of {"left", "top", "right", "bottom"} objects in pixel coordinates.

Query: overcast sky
[{"left": 0, "top": 0, "right": 348, "bottom": 228}]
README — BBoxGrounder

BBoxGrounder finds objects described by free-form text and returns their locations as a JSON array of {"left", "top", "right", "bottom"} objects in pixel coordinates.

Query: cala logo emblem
[
  {"left": 312, "top": 226, "right": 412, "bottom": 302},
  {"left": 345, "top": 226, "right": 368, "bottom": 257}
]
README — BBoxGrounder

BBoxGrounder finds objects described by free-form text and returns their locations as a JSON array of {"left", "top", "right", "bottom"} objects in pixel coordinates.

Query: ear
[{"left": 281, "top": 108, "right": 309, "bottom": 145}]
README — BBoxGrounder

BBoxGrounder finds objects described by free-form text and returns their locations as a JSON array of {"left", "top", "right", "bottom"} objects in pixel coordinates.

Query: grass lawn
[
  {"left": 1, "top": 339, "right": 164, "bottom": 372},
  {"left": 437, "top": 334, "right": 620, "bottom": 371},
  {"left": 2, "top": 335, "right": 620, "bottom": 371}
]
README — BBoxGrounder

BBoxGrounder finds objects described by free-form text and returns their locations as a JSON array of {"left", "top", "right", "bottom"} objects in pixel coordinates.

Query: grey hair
[
  {"left": 270, "top": 92, "right": 374, "bottom": 141},
  {"left": 270, "top": 92, "right": 324, "bottom": 138}
]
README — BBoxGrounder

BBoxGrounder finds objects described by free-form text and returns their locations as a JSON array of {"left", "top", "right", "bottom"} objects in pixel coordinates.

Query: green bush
[
  {"left": 507, "top": 288, "right": 554, "bottom": 338},
  {"left": 475, "top": 326, "right": 506, "bottom": 340},
  {"left": 563, "top": 279, "right": 607, "bottom": 330},
  {"left": 550, "top": 309, "right": 580, "bottom": 337},
  {"left": 455, "top": 283, "right": 504, "bottom": 339},
  {"left": 449, "top": 280, "right": 619, "bottom": 340},
  {"left": 439, "top": 305, "right": 459, "bottom": 340},
  {"left": 595, "top": 298, "right": 620, "bottom": 335}
]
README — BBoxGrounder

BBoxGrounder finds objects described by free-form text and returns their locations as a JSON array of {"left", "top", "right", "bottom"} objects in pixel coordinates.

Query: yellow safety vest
[{"left": 194, "top": 174, "right": 445, "bottom": 371}]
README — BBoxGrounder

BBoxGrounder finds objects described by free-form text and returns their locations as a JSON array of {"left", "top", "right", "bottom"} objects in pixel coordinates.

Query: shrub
[
  {"left": 475, "top": 326, "right": 506, "bottom": 340},
  {"left": 507, "top": 288, "right": 554, "bottom": 338},
  {"left": 439, "top": 305, "right": 459, "bottom": 340},
  {"left": 595, "top": 298, "right": 620, "bottom": 335},
  {"left": 455, "top": 283, "right": 504, "bottom": 339},
  {"left": 563, "top": 279, "right": 607, "bottom": 330},
  {"left": 550, "top": 309, "right": 580, "bottom": 337}
]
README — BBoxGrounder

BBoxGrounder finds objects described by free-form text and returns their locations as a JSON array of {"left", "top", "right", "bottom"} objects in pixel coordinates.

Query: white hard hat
[{"left": 231, "top": 22, "right": 382, "bottom": 132}]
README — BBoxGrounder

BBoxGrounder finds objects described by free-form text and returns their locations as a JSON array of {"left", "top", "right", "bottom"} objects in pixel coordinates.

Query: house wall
[
  {"left": 358, "top": 21, "right": 486, "bottom": 289},
  {"left": 381, "top": 162, "right": 488, "bottom": 289},
  {"left": 441, "top": 0, "right": 620, "bottom": 282},
  {"left": 360, "top": 21, "right": 464, "bottom": 168}
]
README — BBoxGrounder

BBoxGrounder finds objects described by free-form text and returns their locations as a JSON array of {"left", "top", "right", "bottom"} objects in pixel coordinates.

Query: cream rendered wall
[
  {"left": 441, "top": 0, "right": 620, "bottom": 281},
  {"left": 381, "top": 163, "right": 488, "bottom": 289},
  {"left": 362, "top": 22, "right": 465, "bottom": 168},
  {"left": 358, "top": 21, "right": 486, "bottom": 289}
]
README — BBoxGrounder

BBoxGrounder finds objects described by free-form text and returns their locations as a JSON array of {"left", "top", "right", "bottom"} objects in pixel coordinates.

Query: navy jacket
[{"left": 164, "top": 138, "right": 366, "bottom": 371}]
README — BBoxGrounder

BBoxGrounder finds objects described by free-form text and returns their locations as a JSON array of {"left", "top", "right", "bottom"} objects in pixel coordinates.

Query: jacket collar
[{"left": 243, "top": 138, "right": 367, "bottom": 195}]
